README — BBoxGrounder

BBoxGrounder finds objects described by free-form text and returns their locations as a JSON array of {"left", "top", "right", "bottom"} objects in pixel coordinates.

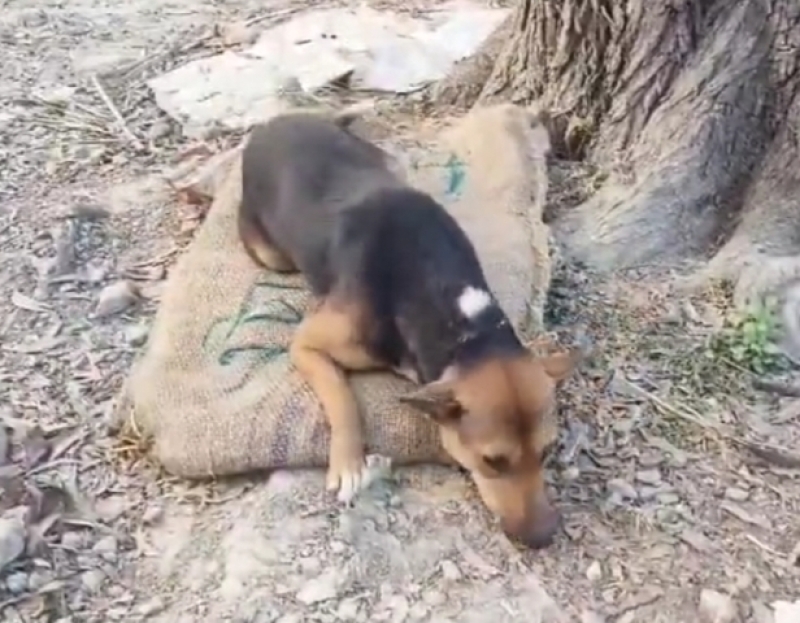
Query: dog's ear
[
  {"left": 399, "top": 381, "right": 463, "bottom": 423},
  {"left": 538, "top": 347, "right": 582, "bottom": 382}
]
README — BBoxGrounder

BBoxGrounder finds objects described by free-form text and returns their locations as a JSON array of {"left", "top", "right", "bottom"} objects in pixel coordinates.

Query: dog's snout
[{"left": 502, "top": 502, "right": 562, "bottom": 549}]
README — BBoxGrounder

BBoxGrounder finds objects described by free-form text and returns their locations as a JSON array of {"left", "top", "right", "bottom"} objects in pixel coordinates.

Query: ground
[{"left": 0, "top": 1, "right": 799, "bottom": 622}]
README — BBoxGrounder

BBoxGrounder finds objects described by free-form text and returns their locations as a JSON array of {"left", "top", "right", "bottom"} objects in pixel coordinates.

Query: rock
[
  {"left": 81, "top": 568, "right": 106, "bottom": 593},
  {"left": 92, "top": 535, "right": 118, "bottom": 561},
  {"left": 0, "top": 426, "right": 8, "bottom": 465},
  {"left": 586, "top": 560, "right": 603, "bottom": 582},
  {"left": 95, "top": 280, "right": 140, "bottom": 318},
  {"left": 6, "top": 571, "right": 29, "bottom": 593},
  {"left": 635, "top": 469, "right": 662, "bottom": 486},
  {"left": 0, "top": 516, "right": 26, "bottom": 571},
  {"left": 562, "top": 466, "right": 580, "bottom": 481},
  {"left": 607, "top": 478, "right": 638, "bottom": 501},
  {"left": 136, "top": 597, "right": 166, "bottom": 617},
  {"left": 679, "top": 528, "right": 715, "bottom": 553},
  {"left": 581, "top": 610, "right": 606, "bottom": 623},
  {"left": 95, "top": 495, "right": 128, "bottom": 522},
  {"left": 336, "top": 598, "right": 361, "bottom": 621},
  {"left": 124, "top": 323, "right": 149, "bottom": 347},
  {"left": 220, "top": 21, "right": 257, "bottom": 46},
  {"left": 656, "top": 492, "right": 681, "bottom": 505},
  {"left": 440, "top": 559, "right": 462, "bottom": 581},
  {"left": 147, "top": 120, "right": 172, "bottom": 141},
  {"left": 142, "top": 504, "right": 164, "bottom": 526},
  {"left": 423, "top": 589, "right": 446, "bottom": 606},
  {"left": 60, "top": 531, "right": 86, "bottom": 550},
  {"left": 724, "top": 487, "right": 749, "bottom": 502},
  {"left": 750, "top": 601, "right": 774, "bottom": 623},
  {"left": 699, "top": 589, "right": 737, "bottom": 623},
  {"left": 28, "top": 569, "right": 55, "bottom": 591},
  {"left": 296, "top": 569, "right": 342, "bottom": 605}
]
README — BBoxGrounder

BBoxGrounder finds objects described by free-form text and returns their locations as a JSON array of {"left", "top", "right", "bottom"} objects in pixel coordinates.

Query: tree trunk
[{"left": 446, "top": 0, "right": 800, "bottom": 350}]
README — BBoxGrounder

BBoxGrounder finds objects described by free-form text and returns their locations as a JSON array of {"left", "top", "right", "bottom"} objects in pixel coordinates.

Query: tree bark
[{"left": 459, "top": 0, "right": 800, "bottom": 307}]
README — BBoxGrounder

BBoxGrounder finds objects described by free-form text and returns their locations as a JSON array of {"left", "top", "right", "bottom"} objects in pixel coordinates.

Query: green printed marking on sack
[{"left": 203, "top": 277, "right": 305, "bottom": 367}]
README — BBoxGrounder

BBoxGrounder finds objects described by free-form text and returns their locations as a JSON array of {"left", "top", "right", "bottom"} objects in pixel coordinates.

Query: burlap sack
[{"left": 124, "top": 103, "right": 552, "bottom": 478}]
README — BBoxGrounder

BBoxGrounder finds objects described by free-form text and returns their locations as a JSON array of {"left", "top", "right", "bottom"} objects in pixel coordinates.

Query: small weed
[{"left": 710, "top": 298, "right": 788, "bottom": 375}]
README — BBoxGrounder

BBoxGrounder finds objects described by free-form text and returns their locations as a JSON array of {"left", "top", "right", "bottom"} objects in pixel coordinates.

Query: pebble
[
  {"left": 699, "top": 589, "right": 737, "bottom": 623},
  {"left": 136, "top": 597, "right": 166, "bottom": 617},
  {"left": 724, "top": 487, "right": 749, "bottom": 502},
  {"left": 607, "top": 478, "right": 638, "bottom": 501},
  {"left": 92, "top": 535, "right": 118, "bottom": 561},
  {"left": 296, "top": 569, "right": 342, "bottom": 605},
  {"left": 0, "top": 516, "right": 26, "bottom": 572},
  {"left": 124, "top": 323, "right": 150, "bottom": 347},
  {"left": 147, "top": 120, "right": 172, "bottom": 141},
  {"left": 6, "top": 571, "right": 29, "bottom": 594},
  {"left": 336, "top": 598, "right": 361, "bottom": 620},
  {"left": 586, "top": 560, "right": 603, "bottom": 582},
  {"left": 423, "top": 589, "right": 446, "bottom": 606},
  {"left": 29, "top": 569, "right": 55, "bottom": 591},
  {"left": 635, "top": 469, "right": 662, "bottom": 486},
  {"left": 440, "top": 559, "right": 462, "bottom": 581},
  {"left": 95, "top": 280, "right": 139, "bottom": 318},
  {"left": 142, "top": 504, "right": 164, "bottom": 526},
  {"left": 60, "top": 531, "right": 86, "bottom": 550},
  {"left": 562, "top": 466, "right": 580, "bottom": 481},
  {"left": 656, "top": 492, "right": 681, "bottom": 505},
  {"left": 81, "top": 569, "right": 106, "bottom": 593}
]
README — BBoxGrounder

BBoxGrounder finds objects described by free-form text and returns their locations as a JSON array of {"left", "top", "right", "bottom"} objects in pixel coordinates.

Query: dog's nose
[{"left": 502, "top": 503, "right": 562, "bottom": 550}]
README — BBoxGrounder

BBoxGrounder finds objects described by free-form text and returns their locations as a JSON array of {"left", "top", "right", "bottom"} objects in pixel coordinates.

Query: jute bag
[{"left": 123, "top": 103, "right": 552, "bottom": 478}]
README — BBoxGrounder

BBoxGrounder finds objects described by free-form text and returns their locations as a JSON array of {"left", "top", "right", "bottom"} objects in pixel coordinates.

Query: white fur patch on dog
[{"left": 457, "top": 286, "right": 492, "bottom": 319}]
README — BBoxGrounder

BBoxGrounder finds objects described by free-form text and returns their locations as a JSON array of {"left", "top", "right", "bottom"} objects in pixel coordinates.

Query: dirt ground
[{"left": 1, "top": 1, "right": 799, "bottom": 622}]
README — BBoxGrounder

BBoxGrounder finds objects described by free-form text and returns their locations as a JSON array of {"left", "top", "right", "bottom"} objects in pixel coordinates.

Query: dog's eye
[{"left": 482, "top": 454, "right": 510, "bottom": 473}]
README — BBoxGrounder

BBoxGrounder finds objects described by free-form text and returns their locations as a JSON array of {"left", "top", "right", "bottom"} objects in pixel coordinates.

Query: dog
[{"left": 239, "top": 111, "right": 579, "bottom": 549}]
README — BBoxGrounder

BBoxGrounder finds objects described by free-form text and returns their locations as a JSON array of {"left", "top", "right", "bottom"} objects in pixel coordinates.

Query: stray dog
[{"left": 239, "top": 111, "right": 579, "bottom": 549}]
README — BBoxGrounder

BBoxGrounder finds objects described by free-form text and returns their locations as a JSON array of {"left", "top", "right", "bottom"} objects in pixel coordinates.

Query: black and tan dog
[{"left": 239, "top": 111, "right": 579, "bottom": 549}]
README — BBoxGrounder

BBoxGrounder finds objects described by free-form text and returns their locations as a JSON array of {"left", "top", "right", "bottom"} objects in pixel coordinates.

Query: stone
[
  {"left": 440, "top": 559, "right": 462, "bottom": 581},
  {"left": 136, "top": 597, "right": 166, "bottom": 617},
  {"left": 607, "top": 478, "right": 638, "bottom": 501},
  {"left": 336, "top": 598, "right": 361, "bottom": 621},
  {"left": 142, "top": 504, "right": 164, "bottom": 526},
  {"left": 92, "top": 535, "right": 118, "bottom": 561},
  {"left": 124, "top": 323, "right": 150, "bottom": 347},
  {"left": 60, "top": 531, "right": 86, "bottom": 550},
  {"left": 95, "top": 280, "right": 139, "bottom": 318},
  {"left": 635, "top": 469, "right": 662, "bottom": 486},
  {"left": 0, "top": 516, "right": 26, "bottom": 571},
  {"left": 6, "top": 571, "right": 29, "bottom": 593},
  {"left": 81, "top": 569, "right": 106, "bottom": 593},
  {"left": 296, "top": 569, "right": 342, "bottom": 605},
  {"left": 699, "top": 589, "right": 737, "bottom": 623},
  {"left": 586, "top": 560, "right": 603, "bottom": 582},
  {"left": 724, "top": 487, "right": 749, "bottom": 502},
  {"left": 29, "top": 569, "right": 55, "bottom": 591}
]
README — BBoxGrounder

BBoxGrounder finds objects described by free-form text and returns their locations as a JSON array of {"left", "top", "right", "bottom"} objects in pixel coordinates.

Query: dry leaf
[
  {"left": 721, "top": 501, "right": 772, "bottom": 530},
  {"left": 7, "top": 335, "right": 68, "bottom": 354},
  {"left": 11, "top": 290, "right": 51, "bottom": 313}
]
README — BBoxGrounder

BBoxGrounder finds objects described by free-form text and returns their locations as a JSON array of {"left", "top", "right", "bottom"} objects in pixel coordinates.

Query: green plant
[{"left": 710, "top": 298, "right": 788, "bottom": 374}]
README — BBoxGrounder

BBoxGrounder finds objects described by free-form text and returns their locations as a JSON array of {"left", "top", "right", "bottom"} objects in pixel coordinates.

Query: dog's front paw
[{"left": 327, "top": 436, "right": 368, "bottom": 504}]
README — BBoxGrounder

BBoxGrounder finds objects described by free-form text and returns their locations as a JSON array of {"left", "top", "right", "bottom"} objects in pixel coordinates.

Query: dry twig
[{"left": 90, "top": 73, "right": 145, "bottom": 151}]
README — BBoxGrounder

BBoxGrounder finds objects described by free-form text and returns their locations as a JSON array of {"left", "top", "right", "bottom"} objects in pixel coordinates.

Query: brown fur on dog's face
[{"left": 400, "top": 349, "right": 579, "bottom": 548}]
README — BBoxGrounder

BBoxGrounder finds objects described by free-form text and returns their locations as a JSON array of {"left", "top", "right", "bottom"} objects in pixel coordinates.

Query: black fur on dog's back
[{"left": 240, "top": 112, "right": 523, "bottom": 383}]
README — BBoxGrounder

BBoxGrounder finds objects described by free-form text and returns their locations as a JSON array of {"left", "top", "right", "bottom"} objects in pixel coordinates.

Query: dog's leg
[
  {"left": 289, "top": 299, "right": 384, "bottom": 502},
  {"left": 239, "top": 215, "right": 298, "bottom": 273}
]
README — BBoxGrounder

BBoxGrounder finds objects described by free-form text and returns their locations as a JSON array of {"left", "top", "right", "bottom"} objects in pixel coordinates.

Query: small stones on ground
[
  {"left": 0, "top": 515, "right": 27, "bottom": 571},
  {"left": 699, "top": 589, "right": 737, "bottom": 623},
  {"left": 586, "top": 560, "right": 603, "bottom": 582},
  {"left": 635, "top": 469, "right": 662, "bottom": 486},
  {"left": 95, "top": 280, "right": 140, "bottom": 318},
  {"left": 724, "top": 487, "right": 750, "bottom": 502}
]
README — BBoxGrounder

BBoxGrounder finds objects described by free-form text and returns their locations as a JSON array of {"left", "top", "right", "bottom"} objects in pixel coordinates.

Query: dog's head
[{"left": 400, "top": 348, "right": 580, "bottom": 549}]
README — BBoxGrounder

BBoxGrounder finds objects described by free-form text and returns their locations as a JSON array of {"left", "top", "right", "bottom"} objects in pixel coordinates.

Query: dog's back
[{"left": 241, "top": 113, "right": 403, "bottom": 292}]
